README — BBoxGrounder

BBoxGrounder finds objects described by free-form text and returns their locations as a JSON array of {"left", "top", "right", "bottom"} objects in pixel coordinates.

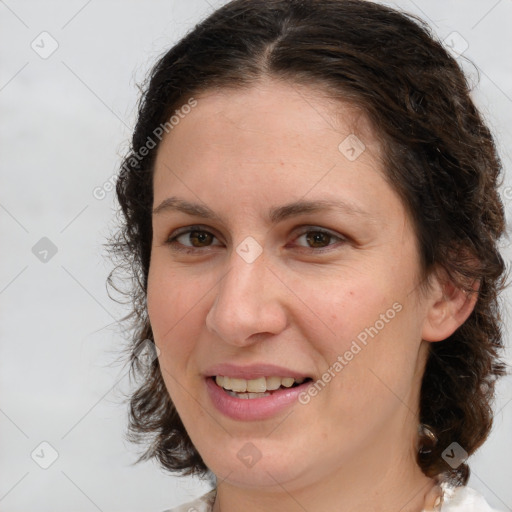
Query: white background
[{"left": 1, "top": 1, "right": 511, "bottom": 511}]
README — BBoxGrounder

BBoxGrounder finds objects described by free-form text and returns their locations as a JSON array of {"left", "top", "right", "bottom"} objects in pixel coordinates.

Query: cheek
[
  {"left": 147, "top": 266, "right": 208, "bottom": 412},
  {"left": 293, "top": 271, "right": 397, "bottom": 348},
  {"left": 147, "top": 264, "right": 203, "bottom": 364},
  {"left": 293, "top": 264, "right": 421, "bottom": 385}
]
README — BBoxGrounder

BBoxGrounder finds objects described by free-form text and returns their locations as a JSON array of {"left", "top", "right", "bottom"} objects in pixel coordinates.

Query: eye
[
  {"left": 166, "top": 226, "right": 222, "bottom": 250},
  {"left": 165, "top": 225, "right": 346, "bottom": 253},
  {"left": 294, "top": 228, "right": 345, "bottom": 250}
]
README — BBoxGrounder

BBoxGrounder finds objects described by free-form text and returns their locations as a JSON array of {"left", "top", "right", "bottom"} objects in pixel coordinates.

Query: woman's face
[{"left": 147, "top": 79, "right": 434, "bottom": 490}]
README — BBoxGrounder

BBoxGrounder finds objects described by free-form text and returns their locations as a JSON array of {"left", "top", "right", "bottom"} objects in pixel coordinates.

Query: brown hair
[{"left": 109, "top": 0, "right": 508, "bottom": 486}]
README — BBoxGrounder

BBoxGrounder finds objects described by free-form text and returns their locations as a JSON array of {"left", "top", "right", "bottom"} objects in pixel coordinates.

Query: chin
[
  {"left": 199, "top": 439, "right": 313, "bottom": 490},
  {"left": 213, "top": 462, "right": 302, "bottom": 489}
]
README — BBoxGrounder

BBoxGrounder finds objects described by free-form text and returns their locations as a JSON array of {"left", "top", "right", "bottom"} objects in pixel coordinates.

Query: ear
[{"left": 421, "top": 271, "right": 479, "bottom": 343}]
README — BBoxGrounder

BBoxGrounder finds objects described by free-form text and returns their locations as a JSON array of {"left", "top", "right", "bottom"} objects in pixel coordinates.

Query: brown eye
[
  {"left": 167, "top": 227, "right": 222, "bottom": 250},
  {"left": 293, "top": 228, "right": 346, "bottom": 251},
  {"left": 188, "top": 230, "right": 214, "bottom": 247},
  {"left": 305, "top": 231, "right": 332, "bottom": 248}
]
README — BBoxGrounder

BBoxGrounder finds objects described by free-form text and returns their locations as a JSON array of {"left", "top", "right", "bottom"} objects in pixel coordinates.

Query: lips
[
  {"left": 204, "top": 363, "right": 314, "bottom": 421},
  {"left": 204, "top": 363, "right": 311, "bottom": 381}
]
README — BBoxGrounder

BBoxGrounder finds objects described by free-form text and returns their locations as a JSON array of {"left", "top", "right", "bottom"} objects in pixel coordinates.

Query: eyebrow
[{"left": 152, "top": 196, "right": 372, "bottom": 223}]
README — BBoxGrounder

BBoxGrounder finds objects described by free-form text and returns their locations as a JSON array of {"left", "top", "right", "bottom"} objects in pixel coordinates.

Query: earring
[
  {"left": 418, "top": 423, "right": 438, "bottom": 454},
  {"left": 423, "top": 483, "right": 444, "bottom": 512}
]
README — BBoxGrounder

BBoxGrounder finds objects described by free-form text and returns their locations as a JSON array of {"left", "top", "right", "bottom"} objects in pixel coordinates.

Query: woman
[{"left": 109, "top": 1, "right": 508, "bottom": 510}]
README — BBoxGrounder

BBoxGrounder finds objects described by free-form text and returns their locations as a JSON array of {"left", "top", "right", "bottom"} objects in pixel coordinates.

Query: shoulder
[
  {"left": 162, "top": 489, "right": 216, "bottom": 512},
  {"left": 442, "top": 484, "right": 504, "bottom": 512}
]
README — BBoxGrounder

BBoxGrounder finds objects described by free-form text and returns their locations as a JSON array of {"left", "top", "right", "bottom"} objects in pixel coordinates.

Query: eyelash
[{"left": 164, "top": 225, "right": 347, "bottom": 253}]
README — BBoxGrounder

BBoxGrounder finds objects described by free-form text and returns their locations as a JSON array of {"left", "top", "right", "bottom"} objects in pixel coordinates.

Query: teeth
[
  {"left": 247, "top": 377, "right": 266, "bottom": 393},
  {"left": 281, "top": 377, "right": 295, "bottom": 388},
  {"left": 229, "top": 378, "right": 247, "bottom": 392},
  {"left": 265, "top": 376, "right": 282, "bottom": 390},
  {"left": 226, "top": 390, "right": 271, "bottom": 399},
  {"left": 215, "top": 375, "right": 306, "bottom": 393}
]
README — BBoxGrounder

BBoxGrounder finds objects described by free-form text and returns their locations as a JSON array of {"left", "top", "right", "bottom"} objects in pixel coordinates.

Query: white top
[{"left": 163, "top": 485, "right": 503, "bottom": 512}]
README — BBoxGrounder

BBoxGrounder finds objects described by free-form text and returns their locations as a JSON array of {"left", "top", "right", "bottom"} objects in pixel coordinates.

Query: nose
[{"left": 205, "top": 248, "right": 288, "bottom": 346}]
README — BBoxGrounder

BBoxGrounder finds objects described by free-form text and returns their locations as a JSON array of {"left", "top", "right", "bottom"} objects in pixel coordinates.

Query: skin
[{"left": 147, "top": 78, "right": 476, "bottom": 512}]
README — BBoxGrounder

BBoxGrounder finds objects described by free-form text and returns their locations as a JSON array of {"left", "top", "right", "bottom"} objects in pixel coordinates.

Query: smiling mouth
[{"left": 213, "top": 375, "right": 312, "bottom": 399}]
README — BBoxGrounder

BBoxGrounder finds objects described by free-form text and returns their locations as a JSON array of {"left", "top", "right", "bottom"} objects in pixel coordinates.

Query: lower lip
[{"left": 206, "top": 377, "right": 311, "bottom": 421}]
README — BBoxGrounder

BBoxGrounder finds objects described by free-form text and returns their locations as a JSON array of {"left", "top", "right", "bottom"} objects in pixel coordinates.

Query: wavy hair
[{"left": 108, "top": 0, "right": 508, "bottom": 486}]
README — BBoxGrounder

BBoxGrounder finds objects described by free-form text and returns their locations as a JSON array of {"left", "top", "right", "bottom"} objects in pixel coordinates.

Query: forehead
[
  {"left": 154, "top": 80, "right": 381, "bottom": 173},
  {"left": 151, "top": 79, "right": 405, "bottom": 226}
]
